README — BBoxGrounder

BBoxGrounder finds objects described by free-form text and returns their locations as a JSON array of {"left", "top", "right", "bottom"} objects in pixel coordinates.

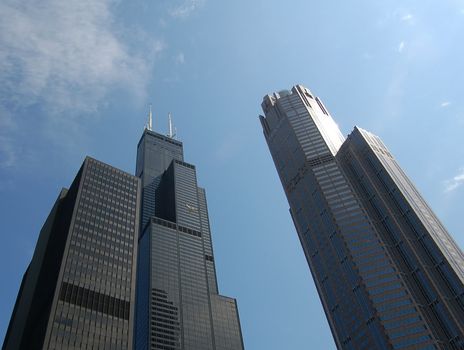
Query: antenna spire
[
  {"left": 145, "top": 104, "right": 153, "bottom": 131},
  {"left": 168, "top": 112, "right": 176, "bottom": 139},
  {"left": 148, "top": 104, "right": 153, "bottom": 131}
]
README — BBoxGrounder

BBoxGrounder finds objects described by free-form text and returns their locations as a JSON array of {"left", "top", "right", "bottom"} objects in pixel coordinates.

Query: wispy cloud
[
  {"left": 175, "top": 52, "right": 186, "bottom": 64},
  {"left": 0, "top": 0, "right": 161, "bottom": 115},
  {"left": 0, "top": 135, "right": 17, "bottom": 168},
  {"left": 0, "top": 106, "right": 18, "bottom": 168},
  {"left": 398, "top": 41, "right": 405, "bottom": 53},
  {"left": 169, "top": 0, "right": 205, "bottom": 19},
  {"left": 441, "top": 101, "right": 451, "bottom": 107},
  {"left": 444, "top": 168, "right": 464, "bottom": 193},
  {"left": 401, "top": 14, "right": 413, "bottom": 21},
  {"left": 0, "top": 0, "right": 162, "bottom": 168},
  {"left": 361, "top": 52, "right": 373, "bottom": 60}
]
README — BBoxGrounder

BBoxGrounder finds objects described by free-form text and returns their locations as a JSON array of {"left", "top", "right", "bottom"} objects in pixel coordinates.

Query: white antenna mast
[
  {"left": 168, "top": 112, "right": 176, "bottom": 138},
  {"left": 148, "top": 104, "right": 153, "bottom": 131},
  {"left": 145, "top": 104, "right": 153, "bottom": 131}
]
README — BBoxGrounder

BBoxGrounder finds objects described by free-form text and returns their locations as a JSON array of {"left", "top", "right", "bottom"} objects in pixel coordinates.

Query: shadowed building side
[
  {"left": 3, "top": 157, "right": 141, "bottom": 350},
  {"left": 3, "top": 186, "right": 77, "bottom": 350},
  {"left": 337, "top": 127, "right": 464, "bottom": 348}
]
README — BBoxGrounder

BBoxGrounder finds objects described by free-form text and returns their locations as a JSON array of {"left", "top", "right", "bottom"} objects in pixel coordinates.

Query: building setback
[
  {"left": 134, "top": 127, "right": 244, "bottom": 350},
  {"left": 260, "top": 85, "right": 464, "bottom": 350},
  {"left": 3, "top": 157, "right": 141, "bottom": 350}
]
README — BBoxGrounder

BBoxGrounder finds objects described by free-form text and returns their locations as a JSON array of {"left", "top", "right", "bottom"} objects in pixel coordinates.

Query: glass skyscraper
[
  {"left": 3, "top": 157, "right": 141, "bottom": 350},
  {"left": 260, "top": 85, "right": 464, "bottom": 349},
  {"left": 134, "top": 128, "right": 244, "bottom": 350}
]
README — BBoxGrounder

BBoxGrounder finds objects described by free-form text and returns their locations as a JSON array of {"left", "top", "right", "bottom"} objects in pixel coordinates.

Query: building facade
[
  {"left": 3, "top": 157, "right": 141, "bottom": 350},
  {"left": 260, "top": 85, "right": 464, "bottom": 350},
  {"left": 134, "top": 129, "right": 244, "bottom": 350}
]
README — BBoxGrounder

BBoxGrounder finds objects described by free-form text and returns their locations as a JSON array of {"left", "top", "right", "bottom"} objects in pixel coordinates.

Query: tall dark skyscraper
[
  {"left": 260, "top": 85, "right": 464, "bottom": 350},
  {"left": 134, "top": 125, "right": 244, "bottom": 349},
  {"left": 3, "top": 157, "right": 141, "bottom": 350}
]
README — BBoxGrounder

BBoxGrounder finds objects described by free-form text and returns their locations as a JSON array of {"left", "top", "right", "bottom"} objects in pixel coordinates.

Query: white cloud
[
  {"left": 0, "top": 0, "right": 163, "bottom": 168},
  {"left": 362, "top": 52, "right": 373, "bottom": 60},
  {"left": 175, "top": 52, "right": 185, "bottom": 64},
  {"left": 170, "top": 0, "right": 205, "bottom": 19},
  {"left": 0, "top": 135, "right": 16, "bottom": 168},
  {"left": 401, "top": 14, "right": 413, "bottom": 21},
  {"left": 159, "top": 18, "right": 168, "bottom": 28},
  {"left": 441, "top": 101, "right": 451, "bottom": 107},
  {"left": 0, "top": 106, "right": 18, "bottom": 168},
  {"left": 398, "top": 41, "right": 405, "bottom": 53},
  {"left": 0, "top": 0, "right": 162, "bottom": 116},
  {"left": 445, "top": 168, "right": 464, "bottom": 193}
]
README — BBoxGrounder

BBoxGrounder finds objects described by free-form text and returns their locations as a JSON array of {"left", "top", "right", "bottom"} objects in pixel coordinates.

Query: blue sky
[{"left": 1, "top": 0, "right": 464, "bottom": 348}]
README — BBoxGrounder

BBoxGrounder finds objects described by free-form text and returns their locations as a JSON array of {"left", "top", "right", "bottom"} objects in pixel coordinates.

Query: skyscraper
[
  {"left": 134, "top": 125, "right": 244, "bottom": 349},
  {"left": 3, "top": 157, "right": 141, "bottom": 350},
  {"left": 260, "top": 85, "right": 464, "bottom": 350}
]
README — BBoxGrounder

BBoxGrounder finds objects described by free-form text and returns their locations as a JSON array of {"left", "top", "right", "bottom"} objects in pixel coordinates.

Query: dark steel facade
[
  {"left": 3, "top": 157, "right": 141, "bottom": 350},
  {"left": 135, "top": 129, "right": 244, "bottom": 350},
  {"left": 260, "top": 85, "right": 464, "bottom": 350}
]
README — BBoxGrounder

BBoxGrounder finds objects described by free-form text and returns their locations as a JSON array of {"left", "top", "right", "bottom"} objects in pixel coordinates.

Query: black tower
[
  {"left": 3, "top": 157, "right": 141, "bottom": 350},
  {"left": 134, "top": 128, "right": 244, "bottom": 350}
]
